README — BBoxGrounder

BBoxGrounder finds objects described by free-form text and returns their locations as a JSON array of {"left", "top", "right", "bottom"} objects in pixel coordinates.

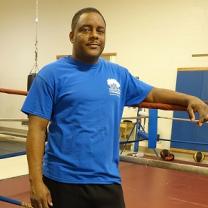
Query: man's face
[{"left": 70, "top": 12, "right": 106, "bottom": 64}]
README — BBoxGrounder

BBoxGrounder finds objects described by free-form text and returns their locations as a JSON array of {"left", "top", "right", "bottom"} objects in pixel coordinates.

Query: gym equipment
[
  {"left": 160, "top": 149, "right": 175, "bottom": 161},
  {"left": 193, "top": 151, "right": 205, "bottom": 162},
  {"left": 27, "top": 73, "right": 36, "bottom": 91}
]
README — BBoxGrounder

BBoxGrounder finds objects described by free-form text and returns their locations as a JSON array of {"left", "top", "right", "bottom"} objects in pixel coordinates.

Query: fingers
[
  {"left": 47, "top": 193, "right": 53, "bottom": 207},
  {"left": 187, "top": 105, "right": 195, "bottom": 121},
  {"left": 187, "top": 103, "right": 208, "bottom": 126},
  {"left": 43, "top": 199, "right": 50, "bottom": 208},
  {"left": 198, "top": 114, "right": 208, "bottom": 127},
  {"left": 197, "top": 120, "right": 203, "bottom": 127},
  {"left": 31, "top": 194, "right": 52, "bottom": 208},
  {"left": 31, "top": 198, "right": 42, "bottom": 208},
  {"left": 31, "top": 198, "right": 51, "bottom": 208},
  {"left": 30, "top": 181, "right": 53, "bottom": 208},
  {"left": 195, "top": 104, "right": 208, "bottom": 126}
]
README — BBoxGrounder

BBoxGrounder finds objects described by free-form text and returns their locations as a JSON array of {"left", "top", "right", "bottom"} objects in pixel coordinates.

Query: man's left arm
[{"left": 144, "top": 87, "right": 208, "bottom": 126}]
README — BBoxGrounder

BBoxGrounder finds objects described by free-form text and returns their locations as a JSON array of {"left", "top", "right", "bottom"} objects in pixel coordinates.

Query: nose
[{"left": 90, "top": 28, "right": 98, "bottom": 39}]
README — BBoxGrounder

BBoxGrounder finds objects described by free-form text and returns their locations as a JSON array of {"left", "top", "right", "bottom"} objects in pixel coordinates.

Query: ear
[{"left": 69, "top": 31, "right": 74, "bottom": 43}]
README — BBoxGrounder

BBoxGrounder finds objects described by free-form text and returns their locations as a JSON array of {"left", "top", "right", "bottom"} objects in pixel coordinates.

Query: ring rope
[
  {"left": 138, "top": 102, "right": 186, "bottom": 111},
  {"left": 0, "top": 88, "right": 192, "bottom": 111},
  {"left": 1, "top": 88, "right": 207, "bottom": 111},
  {"left": 0, "top": 88, "right": 28, "bottom": 96},
  {"left": 122, "top": 116, "right": 208, "bottom": 123},
  {"left": 0, "top": 195, "right": 32, "bottom": 208},
  {"left": 0, "top": 118, "right": 28, "bottom": 122}
]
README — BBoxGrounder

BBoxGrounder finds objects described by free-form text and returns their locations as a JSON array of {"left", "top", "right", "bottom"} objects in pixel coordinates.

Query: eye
[
  {"left": 80, "top": 27, "right": 91, "bottom": 33},
  {"left": 97, "top": 28, "right": 105, "bottom": 34}
]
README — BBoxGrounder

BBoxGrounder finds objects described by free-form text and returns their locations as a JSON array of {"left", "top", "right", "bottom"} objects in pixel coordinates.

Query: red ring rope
[
  {"left": 138, "top": 102, "right": 186, "bottom": 111},
  {"left": 0, "top": 87, "right": 206, "bottom": 111},
  {"left": 0, "top": 88, "right": 28, "bottom": 96}
]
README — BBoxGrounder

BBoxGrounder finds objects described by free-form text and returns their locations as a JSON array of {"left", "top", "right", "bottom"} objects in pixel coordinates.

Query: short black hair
[{"left": 71, "top": 7, "right": 106, "bottom": 32}]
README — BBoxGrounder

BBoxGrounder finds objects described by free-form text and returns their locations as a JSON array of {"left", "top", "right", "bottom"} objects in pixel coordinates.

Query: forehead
[{"left": 76, "top": 12, "right": 105, "bottom": 28}]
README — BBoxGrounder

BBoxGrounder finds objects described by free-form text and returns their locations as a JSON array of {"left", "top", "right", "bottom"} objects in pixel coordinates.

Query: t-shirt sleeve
[
  {"left": 21, "top": 75, "right": 54, "bottom": 120},
  {"left": 124, "top": 70, "right": 153, "bottom": 106}
]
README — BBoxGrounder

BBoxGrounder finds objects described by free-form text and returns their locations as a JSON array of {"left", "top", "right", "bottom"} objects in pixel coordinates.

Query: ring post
[{"left": 148, "top": 109, "right": 158, "bottom": 149}]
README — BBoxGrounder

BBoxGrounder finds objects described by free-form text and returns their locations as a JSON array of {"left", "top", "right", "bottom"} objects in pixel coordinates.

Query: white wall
[{"left": 0, "top": 0, "right": 208, "bottom": 178}]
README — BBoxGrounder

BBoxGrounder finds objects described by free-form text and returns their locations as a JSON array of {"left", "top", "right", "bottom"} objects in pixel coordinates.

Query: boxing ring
[
  {"left": 1, "top": 163, "right": 208, "bottom": 208},
  {"left": 0, "top": 87, "right": 208, "bottom": 208}
]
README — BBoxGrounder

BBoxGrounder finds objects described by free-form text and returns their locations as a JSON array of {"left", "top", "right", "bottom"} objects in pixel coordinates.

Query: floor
[
  {"left": 0, "top": 175, "right": 30, "bottom": 208},
  {"left": 121, "top": 162, "right": 208, "bottom": 208},
  {"left": 0, "top": 162, "right": 208, "bottom": 208}
]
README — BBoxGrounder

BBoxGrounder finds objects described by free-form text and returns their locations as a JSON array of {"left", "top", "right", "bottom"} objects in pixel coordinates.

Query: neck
[{"left": 72, "top": 52, "right": 99, "bottom": 65}]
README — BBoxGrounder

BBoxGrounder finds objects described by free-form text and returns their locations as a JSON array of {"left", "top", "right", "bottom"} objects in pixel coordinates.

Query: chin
[
  {"left": 86, "top": 51, "right": 102, "bottom": 59},
  {"left": 85, "top": 46, "right": 104, "bottom": 56},
  {"left": 74, "top": 48, "right": 104, "bottom": 63}
]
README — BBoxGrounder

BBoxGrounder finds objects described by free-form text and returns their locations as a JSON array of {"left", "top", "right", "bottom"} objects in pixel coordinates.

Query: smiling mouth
[{"left": 86, "top": 43, "right": 100, "bottom": 48}]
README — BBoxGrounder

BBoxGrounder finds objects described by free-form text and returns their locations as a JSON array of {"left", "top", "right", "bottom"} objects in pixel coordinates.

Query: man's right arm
[{"left": 27, "top": 115, "right": 53, "bottom": 208}]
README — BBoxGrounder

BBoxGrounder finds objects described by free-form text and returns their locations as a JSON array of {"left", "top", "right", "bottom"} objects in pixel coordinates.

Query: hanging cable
[
  {"left": 27, "top": 0, "right": 39, "bottom": 91},
  {"left": 29, "top": 0, "right": 39, "bottom": 74},
  {"left": 34, "top": 0, "right": 39, "bottom": 72}
]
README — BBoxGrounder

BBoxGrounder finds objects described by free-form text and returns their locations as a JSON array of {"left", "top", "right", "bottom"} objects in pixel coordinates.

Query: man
[{"left": 22, "top": 7, "right": 208, "bottom": 208}]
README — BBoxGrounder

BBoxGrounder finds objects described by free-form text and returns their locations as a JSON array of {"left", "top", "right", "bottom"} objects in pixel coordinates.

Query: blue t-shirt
[{"left": 22, "top": 56, "right": 153, "bottom": 184}]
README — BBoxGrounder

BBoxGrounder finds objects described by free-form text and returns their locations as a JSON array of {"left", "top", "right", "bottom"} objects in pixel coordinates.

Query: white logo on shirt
[{"left": 107, "top": 78, "right": 120, "bottom": 96}]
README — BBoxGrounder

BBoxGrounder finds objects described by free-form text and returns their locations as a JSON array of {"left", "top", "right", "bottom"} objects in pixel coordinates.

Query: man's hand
[
  {"left": 30, "top": 181, "right": 53, "bottom": 208},
  {"left": 145, "top": 87, "right": 208, "bottom": 126},
  {"left": 187, "top": 98, "right": 208, "bottom": 126}
]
